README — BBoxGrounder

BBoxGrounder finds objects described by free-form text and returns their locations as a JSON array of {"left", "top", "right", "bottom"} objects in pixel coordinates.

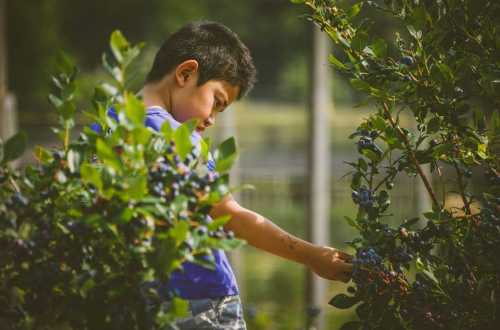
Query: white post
[
  {"left": 0, "top": 0, "right": 18, "bottom": 144},
  {"left": 306, "top": 25, "right": 331, "bottom": 330}
]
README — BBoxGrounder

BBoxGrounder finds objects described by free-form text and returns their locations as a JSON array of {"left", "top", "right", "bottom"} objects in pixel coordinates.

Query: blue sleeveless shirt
[{"left": 90, "top": 106, "right": 239, "bottom": 299}]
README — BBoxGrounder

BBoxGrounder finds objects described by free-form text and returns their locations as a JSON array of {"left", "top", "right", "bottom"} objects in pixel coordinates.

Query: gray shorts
[{"left": 161, "top": 295, "right": 247, "bottom": 330}]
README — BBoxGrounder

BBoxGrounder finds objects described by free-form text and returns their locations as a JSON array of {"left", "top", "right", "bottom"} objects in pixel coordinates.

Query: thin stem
[
  {"left": 453, "top": 162, "right": 472, "bottom": 216},
  {"left": 64, "top": 125, "right": 70, "bottom": 151},
  {"left": 382, "top": 102, "right": 440, "bottom": 208},
  {"left": 9, "top": 177, "right": 20, "bottom": 193}
]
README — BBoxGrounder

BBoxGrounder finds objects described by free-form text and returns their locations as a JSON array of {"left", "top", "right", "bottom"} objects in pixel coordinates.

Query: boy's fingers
[
  {"left": 330, "top": 248, "right": 353, "bottom": 262},
  {"left": 337, "top": 251, "right": 353, "bottom": 262}
]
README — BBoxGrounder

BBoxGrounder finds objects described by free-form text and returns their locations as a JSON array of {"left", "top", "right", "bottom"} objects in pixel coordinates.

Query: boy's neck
[{"left": 142, "top": 80, "right": 172, "bottom": 112}]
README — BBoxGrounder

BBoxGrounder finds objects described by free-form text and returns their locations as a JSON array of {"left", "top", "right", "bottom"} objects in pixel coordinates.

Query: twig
[
  {"left": 382, "top": 102, "right": 440, "bottom": 208},
  {"left": 9, "top": 177, "right": 20, "bottom": 193},
  {"left": 453, "top": 162, "right": 472, "bottom": 216}
]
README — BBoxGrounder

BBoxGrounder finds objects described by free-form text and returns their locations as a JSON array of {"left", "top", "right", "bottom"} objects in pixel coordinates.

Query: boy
[{"left": 112, "top": 21, "right": 352, "bottom": 329}]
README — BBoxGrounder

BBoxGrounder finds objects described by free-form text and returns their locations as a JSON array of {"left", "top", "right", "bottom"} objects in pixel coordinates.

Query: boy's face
[{"left": 170, "top": 60, "right": 240, "bottom": 133}]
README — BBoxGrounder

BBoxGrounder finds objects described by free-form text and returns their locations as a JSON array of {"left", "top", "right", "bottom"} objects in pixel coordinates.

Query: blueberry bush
[
  {"left": 295, "top": 0, "right": 500, "bottom": 329},
  {"left": 0, "top": 32, "right": 242, "bottom": 329}
]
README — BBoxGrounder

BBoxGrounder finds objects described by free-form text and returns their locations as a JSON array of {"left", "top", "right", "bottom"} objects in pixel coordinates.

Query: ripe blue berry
[{"left": 401, "top": 55, "right": 415, "bottom": 66}]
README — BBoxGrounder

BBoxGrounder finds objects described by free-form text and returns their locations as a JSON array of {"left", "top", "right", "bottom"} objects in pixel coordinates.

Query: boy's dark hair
[{"left": 145, "top": 21, "right": 257, "bottom": 99}]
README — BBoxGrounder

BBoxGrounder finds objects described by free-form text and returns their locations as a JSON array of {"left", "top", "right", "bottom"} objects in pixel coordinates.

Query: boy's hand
[{"left": 308, "top": 246, "right": 353, "bottom": 283}]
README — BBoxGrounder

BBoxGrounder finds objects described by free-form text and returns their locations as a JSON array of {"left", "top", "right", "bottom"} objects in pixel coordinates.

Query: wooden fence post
[{"left": 306, "top": 24, "right": 331, "bottom": 330}]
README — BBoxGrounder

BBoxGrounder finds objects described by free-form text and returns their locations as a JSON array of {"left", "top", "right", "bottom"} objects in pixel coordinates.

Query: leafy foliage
[
  {"left": 296, "top": 1, "right": 500, "bottom": 329},
  {"left": 0, "top": 31, "right": 242, "bottom": 329}
]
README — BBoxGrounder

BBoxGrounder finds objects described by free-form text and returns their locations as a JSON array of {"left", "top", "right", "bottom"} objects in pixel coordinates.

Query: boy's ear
[{"left": 175, "top": 59, "right": 199, "bottom": 87}]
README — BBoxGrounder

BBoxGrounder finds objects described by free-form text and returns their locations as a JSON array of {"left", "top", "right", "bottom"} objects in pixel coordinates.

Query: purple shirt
[{"left": 90, "top": 106, "right": 239, "bottom": 299}]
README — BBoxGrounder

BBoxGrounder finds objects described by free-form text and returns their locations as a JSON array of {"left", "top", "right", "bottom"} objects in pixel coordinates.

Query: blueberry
[
  {"left": 52, "top": 150, "right": 64, "bottom": 161},
  {"left": 0, "top": 171, "right": 7, "bottom": 184},
  {"left": 158, "top": 163, "right": 170, "bottom": 173},
  {"left": 357, "top": 136, "right": 373, "bottom": 149},
  {"left": 196, "top": 226, "right": 208, "bottom": 236},
  {"left": 357, "top": 187, "right": 374, "bottom": 208},
  {"left": 357, "top": 136, "right": 382, "bottom": 155},
  {"left": 13, "top": 192, "right": 29, "bottom": 207},
  {"left": 351, "top": 191, "right": 360, "bottom": 203},
  {"left": 454, "top": 86, "right": 464, "bottom": 96},
  {"left": 401, "top": 55, "right": 415, "bottom": 66},
  {"left": 429, "top": 139, "right": 439, "bottom": 147},
  {"left": 178, "top": 211, "right": 189, "bottom": 221}
]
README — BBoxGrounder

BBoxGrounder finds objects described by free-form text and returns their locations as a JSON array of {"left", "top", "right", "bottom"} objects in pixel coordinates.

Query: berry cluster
[
  {"left": 352, "top": 247, "right": 410, "bottom": 302},
  {"left": 356, "top": 135, "right": 383, "bottom": 157},
  {"left": 351, "top": 187, "right": 374, "bottom": 209}
]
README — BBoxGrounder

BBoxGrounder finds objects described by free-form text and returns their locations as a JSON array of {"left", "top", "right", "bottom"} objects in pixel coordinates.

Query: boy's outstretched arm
[{"left": 210, "top": 195, "right": 353, "bottom": 283}]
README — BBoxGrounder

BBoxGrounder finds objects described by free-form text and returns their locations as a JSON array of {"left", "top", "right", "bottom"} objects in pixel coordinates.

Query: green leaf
[
  {"left": 183, "top": 118, "right": 199, "bottom": 133},
  {"left": 173, "top": 125, "right": 193, "bottom": 161},
  {"left": 415, "top": 257, "right": 425, "bottom": 272},
  {"left": 361, "top": 149, "right": 380, "bottom": 162},
  {"left": 437, "top": 62, "right": 454, "bottom": 81},
  {"left": 170, "top": 221, "right": 189, "bottom": 245},
  {"left": 168, "top": 297, "right": 189, "bottom": 318},
  {"left": 371, "top": 39, "right": 387, "bottom": 57},
  {"left": 432, "top": 143, "right": 453, "bottom": 157},
  {"left": 214, "top": 238, "right": 245, "bottom": 251},
  {"left": 55, "top": 52, "right": 76, "bottom": 78},
  {"left": 57, "top": 102, "right": 76, "bottom": 121},
  {"left": 200, "top": 137, "right": 211, "bottom": 161},
  {"left": 0, "top": 138, "right": 3, "bottom": 162},
  {"left": 34, "top": 146, "right": 52, "bottom": 163},
  {"left": 80, "top": 163, "right": 103, "bottom": 190},
  {"left": 125, "top": 175, "right": 147, "bottom": 200},
  {"left": 160, "top": 121, "right": 174, "bottom": 141},
  {"left": 371, "top": 116, "right": 386, "bottom": 131},
  {"left": 427, "top": 117, "right": 440, "bottom": 133},
  {"left": 207, "top": 215, "right": 232, "bottom": 231},
  {"left": 110, "top": 30, "right": 129, "bottom": 63},
  {"left": 328, "top": 54, "right": 347, "bottom": 70},
  {"left": 347, "top": 3, "right": 362, "bottom": 18},
  {"left": 329, "top": 294, "right": 359, "bottom": 309},
  {"left": 3, "top": 132, "right": 27, "bottom": 163},
  {"left": 96, "top": 138, "right": 122, "bottom": 172},
  {"left": 407, "top": 25, "right": 422, "bottom": 40},
  {"left": 67, "top": 149, "right": 81, "bottom": 173},
  {"left": 48, "top": 94, "right": 63, "bottom": 108},
  {"left": 214, "top": 137, "right": 238, "bottom": 173},
  {"left": 351, "top": 31, "right": 368, "bottom": 51},
  {"left": 349, "top": 78, "right": 371, "bottom": 92},
  {"left": 344, "top": 216, "right": 361, "bottom": 230},
  {"left": 171, "top": 195, "right": 188, "bottom": 214},
  {"left": 401, "top": 217, "right": 420, "bottom": 228},
  {"left": 124, "top": 93, "right": 145, "bottom": 126}
]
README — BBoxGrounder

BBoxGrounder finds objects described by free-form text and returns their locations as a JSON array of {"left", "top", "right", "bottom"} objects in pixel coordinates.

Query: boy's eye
[{"left": 214, "top": 98, "right": 223, "bottom": 110}]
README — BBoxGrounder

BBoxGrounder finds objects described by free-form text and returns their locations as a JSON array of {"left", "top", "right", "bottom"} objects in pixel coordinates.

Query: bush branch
[{"left": 382, "top": 102, "right": 440, "bottom": 208}]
